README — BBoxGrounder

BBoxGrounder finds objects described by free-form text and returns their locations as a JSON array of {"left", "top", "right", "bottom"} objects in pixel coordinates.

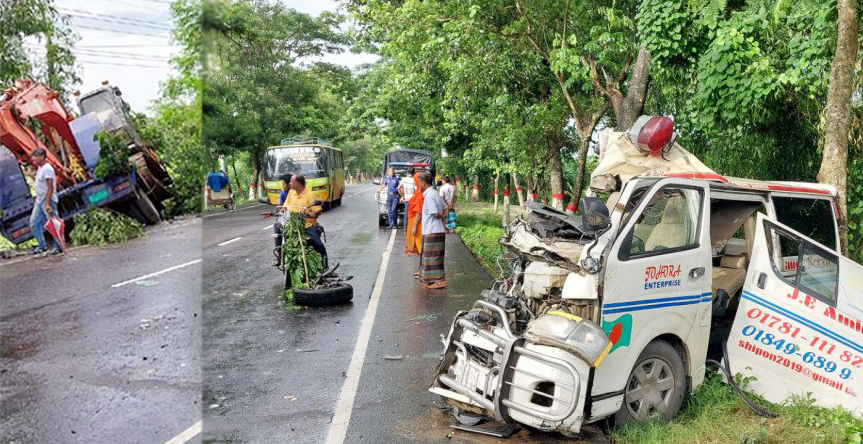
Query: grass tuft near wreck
[
  {"left": 611, "top": 372, "right": 861, "bottom": 444},
  {"left": 454, "top": 202, "right": 863, "bottom": 444}
]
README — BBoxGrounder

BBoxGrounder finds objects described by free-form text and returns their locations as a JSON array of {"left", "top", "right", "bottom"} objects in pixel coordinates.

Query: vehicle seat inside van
[{"left": 711, "top": 215, "right": 756, "bottom": 305}]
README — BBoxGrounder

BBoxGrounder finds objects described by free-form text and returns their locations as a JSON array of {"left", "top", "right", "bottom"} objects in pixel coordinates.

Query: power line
[
  {"left": 58, "top": 8, "right": 172, "bottom": 28},
  {"left": 75, "top": 48, "right": 170, "bottom": 61},
  {"left": 77, "top": 44, "right": 177, "bottom": 49},
  {"left": 66, "top": 14, "right": 173, "bottom": 31},
  {"left": 74, "top": 24, "right": 170, "bottom": 39},
  {"left": 79, "top": 60, "right": 169, "bottom": 69}
]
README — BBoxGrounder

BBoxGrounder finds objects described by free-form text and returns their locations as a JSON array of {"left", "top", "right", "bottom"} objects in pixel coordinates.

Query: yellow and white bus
[{"left": 263, "top": 137, "right": 345, "bottom": 209}]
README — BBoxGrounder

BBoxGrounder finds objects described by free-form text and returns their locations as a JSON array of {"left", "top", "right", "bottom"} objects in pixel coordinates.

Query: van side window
[
  {"left": 767, "top": 222, "right": 838, "bottom": 306},
  {"left": 772, "top": 197, "right": 836, "bottom": 249},
  {"left": 621, "top": 187, "right": 702, "bottom": 259}
]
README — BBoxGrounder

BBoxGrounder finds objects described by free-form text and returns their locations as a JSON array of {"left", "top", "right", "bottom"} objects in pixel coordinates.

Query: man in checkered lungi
[{"left": 418, "top": 171, "right": 447, "bottom": 289}]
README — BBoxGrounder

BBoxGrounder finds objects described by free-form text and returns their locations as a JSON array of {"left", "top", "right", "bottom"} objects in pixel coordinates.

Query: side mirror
[
  {"left": 580, "top": 197, "right": 610, "bottom": 233},
  {"left": 373, "top": 179, "right": 381, "bottom": 185}
]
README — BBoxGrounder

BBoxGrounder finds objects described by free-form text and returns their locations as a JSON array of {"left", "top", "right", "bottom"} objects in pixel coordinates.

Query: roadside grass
[
  {"left": 454, "top": 201, "right": 863, "bottom": 444},
  {"left": 611, "top": 372, "right": 860, "bottom": 444},
  {"left": 453, "top": 202, "right": 515, "bottom": 275}
]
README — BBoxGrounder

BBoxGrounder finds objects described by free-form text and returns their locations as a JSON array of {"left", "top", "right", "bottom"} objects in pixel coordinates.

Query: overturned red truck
[{"left": 0, "top": 78, "right": 171, "bottom": 244}]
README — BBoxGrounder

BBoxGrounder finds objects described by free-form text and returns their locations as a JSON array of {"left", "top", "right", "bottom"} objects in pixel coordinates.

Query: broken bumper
[{"left": 429, "top": 301, "right": 596, "bottom": 434}]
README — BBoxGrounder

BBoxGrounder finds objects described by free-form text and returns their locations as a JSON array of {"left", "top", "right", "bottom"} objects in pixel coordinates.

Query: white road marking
[
  {"left": 324, "top": 229, "right": 397, "bottom": 444},
  {"left": 202, "top": 203, "right": 264, "bottom": 218},
  {"left": 217, "top": 237, "right": 242, "bottom": 246},
  {"left": 344, "top": 186, "right": 376, "bottom": 199},
  {"left": 263, "top": 225, "right": 273, "bottom": 230},
  {"left": 162, "top": 420, "right": 201, "bottom": 444},
  {"left": 111, "top": 259, "right": 202, "bottom": 288}
]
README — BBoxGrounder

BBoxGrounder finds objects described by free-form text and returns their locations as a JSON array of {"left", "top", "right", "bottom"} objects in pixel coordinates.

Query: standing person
[
  {"left": 28, "top": 148, "right": 61, "bottom": 255},
  {"left": 405, "top": 168, "right": 423, "bottom": 258},
  {"left": 377, "top": 167, "right": 401, "bottom": 229},
  {"left": 439, "top": 175, "right": 457, "bottom": 233},
  {"left": 286, "top": 174, "right": 328, "bottom": 268},
  {"left": 418, "top": 172, "right": 447, "bottom": 289}
]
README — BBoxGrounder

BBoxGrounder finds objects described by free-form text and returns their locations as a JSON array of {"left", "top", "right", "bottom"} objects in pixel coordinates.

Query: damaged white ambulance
[{"left": 430, "top": 116, "right": 863, "bottom": 436}]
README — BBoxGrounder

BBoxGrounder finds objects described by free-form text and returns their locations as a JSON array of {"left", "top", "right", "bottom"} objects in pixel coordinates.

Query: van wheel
[{"left": 614, "top": 340, "right": 686, "bottom": 425}]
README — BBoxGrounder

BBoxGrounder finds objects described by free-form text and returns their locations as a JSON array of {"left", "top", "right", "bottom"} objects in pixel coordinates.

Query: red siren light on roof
[{"left": 628, "top": 115, "right": 676, "bottom": 155}]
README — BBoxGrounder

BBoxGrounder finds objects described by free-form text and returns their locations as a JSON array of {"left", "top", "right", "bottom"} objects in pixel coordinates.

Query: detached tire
[
  {"left": 294, "top": 283, "right": 353, "bottom": 306},
  {"left": 614, "top": 340, "right": 686, "bottom": 425}
]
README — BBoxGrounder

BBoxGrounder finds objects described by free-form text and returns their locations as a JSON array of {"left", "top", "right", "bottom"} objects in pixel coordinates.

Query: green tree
[{"left": 0, "top": 0, "right": 78, "bottom": 97}]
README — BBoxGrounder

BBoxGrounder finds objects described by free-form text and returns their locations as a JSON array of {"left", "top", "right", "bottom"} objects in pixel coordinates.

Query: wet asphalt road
[
  {"left": 202, "top": 184, "right": 607, "bottom": 444},
  {"left": 0, "top": 218, "right": 202, "bottom": 443}
]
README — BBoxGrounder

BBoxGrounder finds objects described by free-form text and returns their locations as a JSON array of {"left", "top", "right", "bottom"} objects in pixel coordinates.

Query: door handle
[{"left": 689, "top": 267, "right": 705, "bottom": 278}]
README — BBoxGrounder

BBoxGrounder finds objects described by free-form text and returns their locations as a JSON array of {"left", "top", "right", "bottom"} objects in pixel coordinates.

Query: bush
[
  {"left": 93, "top": 132, "right": 131, "bottom": 180},
  {"left": 69, "top": 208, "right": 144, "bottom": 245},
  {"left": 454, "top": 203, "right": 505, "bottom": 275}
]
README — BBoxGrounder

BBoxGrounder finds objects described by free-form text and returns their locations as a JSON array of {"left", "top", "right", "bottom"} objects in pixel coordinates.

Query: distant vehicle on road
[
  {"left": 263, "top": 137, "right": 345, "bottom": 210},
  {"left": 373, "top": 149, "right": 435, "bottom": 227}
]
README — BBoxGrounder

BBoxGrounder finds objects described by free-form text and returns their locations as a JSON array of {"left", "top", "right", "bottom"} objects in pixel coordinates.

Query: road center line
[
  {"left": 111, "top": 259, "right": 202, "bottom": 288},
  {"left": 162, "top": 420, "right": 202, "bottom": 444},
  {"left": 202, "top": 203, "right": 264, "bottom": 218},
  {"left": 324, "top": 229, "right": 397, "bottom": 444},
  {"left": 217, "top": 237, "right": 243, "bottom": 246}
]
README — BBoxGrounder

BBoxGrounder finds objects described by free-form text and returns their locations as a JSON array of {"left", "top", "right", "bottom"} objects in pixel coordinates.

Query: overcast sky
[
  {"left": 34, "top": 0, "right": 377, "bottom": 114},
  {"left": 52, "top": 0, "right": 177, "bottom": 113}
]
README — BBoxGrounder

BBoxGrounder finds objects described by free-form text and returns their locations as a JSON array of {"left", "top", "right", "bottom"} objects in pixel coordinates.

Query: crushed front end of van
[{"left": 429, "top": 204, "right": 613, "bottom": 435}]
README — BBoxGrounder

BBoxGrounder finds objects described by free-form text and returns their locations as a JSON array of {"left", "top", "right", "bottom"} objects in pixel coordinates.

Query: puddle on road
[{"left": 395, "top": 406, "right": 608, "bottom": 443}]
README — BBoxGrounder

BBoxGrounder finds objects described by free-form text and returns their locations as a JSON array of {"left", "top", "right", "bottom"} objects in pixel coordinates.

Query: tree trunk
[
  {"left": 512, "top": 172, "right": 525, "bottom": 208},
  {"left": 817, "top": 0, "right": 858, "bottom": 254},
  {"left": 249, "top": 167, "right": 259, "bottom": 201},
  {"left": 493, "top": 172, "right": 500, "bottom": 213},
  {"left": 229, "top": 156, "right": 242, "bottom": 194},
  {"left": 526, "top": 176, "right": 536, "bottom": 202},
  {"left": 253, "top": 154, "right": 266, "bottom": 201},
  {"left": 567, "top": 134, "right": 593, "bottom": 213},
  {"left": 609, "top": 46, "right": 651, "bottom": 131},
  {"left": 471, "top": 175, "right": 480, "bottom": 202},
  {"left": 549, "top": 135, "right": 565, "bottom": 210},
  {"left": 503, "top": 182, "right": 511, "bottom": 227}
]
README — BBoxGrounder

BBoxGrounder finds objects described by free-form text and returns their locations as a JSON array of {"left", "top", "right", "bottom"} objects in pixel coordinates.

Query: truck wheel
[
  {"left": 133, "top": 189, "right": 161, "bottom": 225},
  {"left": 294, "top": 284, "right": 353, "bottom": 306},
  {"left": 614, "top": 340, "right": 686, "bottom": 425}
]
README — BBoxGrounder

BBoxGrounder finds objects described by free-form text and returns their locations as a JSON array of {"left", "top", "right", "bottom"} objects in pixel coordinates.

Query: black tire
[
  {"left": 294, "top": 283, "right": 353, "bottom": 306},
  {"left": 284, "top": 267, "right": 291, "bottom": 290},
  {"left": 614, "top": 340, "right": 686, "bottom": 425},
  {"left": 133, "top": 189, "right": 161, "bottom": 224},
  {"left": 334, "top": 198, "right": 342, "bottom": 207}
]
